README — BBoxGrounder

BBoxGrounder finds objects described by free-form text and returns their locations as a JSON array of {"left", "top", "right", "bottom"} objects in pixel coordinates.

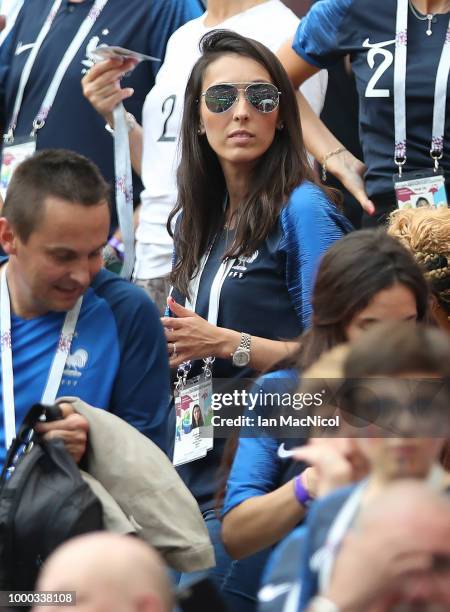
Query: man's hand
[
  {"left": 294, "top": 438, "right": 369, "bottom": 499},
  {"left": 82, "top": 57, "right": 137, "bottom": 127},
  {"left": 34, "top": 402, "right": 88, "bottom": 463}
]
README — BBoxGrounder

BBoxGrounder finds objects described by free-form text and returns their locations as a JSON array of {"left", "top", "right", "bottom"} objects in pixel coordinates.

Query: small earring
[
  {"left": 277, "top": 121, "right": 284, "bottom": 131},
  {"left": 198, "top": 125, "right": 205, "bottom": 135}
]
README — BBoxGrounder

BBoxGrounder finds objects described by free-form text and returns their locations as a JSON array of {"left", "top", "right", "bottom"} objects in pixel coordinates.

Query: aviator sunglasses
[{"left": 201, "top": 82, "right": 281, "bottom": 114}]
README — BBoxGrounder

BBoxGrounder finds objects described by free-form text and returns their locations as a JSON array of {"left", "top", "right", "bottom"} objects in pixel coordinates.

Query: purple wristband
[{"left": 294, "top": 475, "right": 312, "bottom": 507}]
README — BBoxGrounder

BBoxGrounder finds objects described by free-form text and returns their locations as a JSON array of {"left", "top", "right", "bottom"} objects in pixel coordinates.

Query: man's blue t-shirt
[
  {"left": 0, "top": 267, "right": 171, "bottom": 468},
  {"left": 0, "top": 0, "right": 203, "bottom": 219},
  {"left": 293, "top": 0, "right": 450, "bottom": 198}
]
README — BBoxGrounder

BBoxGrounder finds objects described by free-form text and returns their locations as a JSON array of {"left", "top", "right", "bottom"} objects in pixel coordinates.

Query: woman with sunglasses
[
  {"left": 163, "top": 30, "right": 350, "bottom": 606},
  {"left": 82, "top": 0, "right": 327, "bottom": 314}
]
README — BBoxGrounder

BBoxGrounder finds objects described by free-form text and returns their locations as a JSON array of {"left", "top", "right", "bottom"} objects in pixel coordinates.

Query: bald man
[
  {"left": 308, "top": 482, "right": 450, "bottom": 612},
  {"left": 33, "top": 533, "right": 173, "bottom": 612}
]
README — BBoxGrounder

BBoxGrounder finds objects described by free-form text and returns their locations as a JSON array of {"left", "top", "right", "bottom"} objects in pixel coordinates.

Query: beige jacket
[{"left": 57, "top": 397, "right": 215, "bottom": 572}]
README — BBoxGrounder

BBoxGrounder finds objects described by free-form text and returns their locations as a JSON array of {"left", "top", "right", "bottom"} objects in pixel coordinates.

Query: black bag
[{"left": 0, "top": 403, "right": 104, "bottom": 590}]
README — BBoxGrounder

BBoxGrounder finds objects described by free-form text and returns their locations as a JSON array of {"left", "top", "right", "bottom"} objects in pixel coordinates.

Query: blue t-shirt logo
[{"left": 228, "top": 250, "right": 260, "bottom": 279}]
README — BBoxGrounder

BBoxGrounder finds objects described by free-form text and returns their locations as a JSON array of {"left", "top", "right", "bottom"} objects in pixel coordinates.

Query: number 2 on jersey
[{"left": 158, "top": 95, "right": 177, "bottom": 142}]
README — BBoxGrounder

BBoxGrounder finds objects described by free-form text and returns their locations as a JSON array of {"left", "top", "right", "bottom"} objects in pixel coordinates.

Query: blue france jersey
[
  {"left": 0, "top": 268, "right": 171, "bottom": 468},
  {"left": 293, "top": 0, "right": 450, "bottom": 197}
]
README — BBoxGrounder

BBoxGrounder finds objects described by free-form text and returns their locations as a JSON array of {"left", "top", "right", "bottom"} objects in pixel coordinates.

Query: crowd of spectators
[{"left": 0, "top": 0, "right": 449, "bottom": 610}]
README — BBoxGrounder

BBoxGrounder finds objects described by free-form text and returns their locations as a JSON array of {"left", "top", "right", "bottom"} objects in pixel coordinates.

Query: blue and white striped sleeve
[{"left": 292, "top": 0, "right": 354, "bottom": 68}]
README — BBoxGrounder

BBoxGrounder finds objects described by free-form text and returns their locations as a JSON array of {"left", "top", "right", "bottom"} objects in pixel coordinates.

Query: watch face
[{"left": 233, "top": 349, "right": 250, "bottom": 367}]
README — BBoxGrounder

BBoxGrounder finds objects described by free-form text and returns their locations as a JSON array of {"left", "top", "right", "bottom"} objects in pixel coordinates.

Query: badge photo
[{"left": 394, "top": 170, "right": 448, "bottom": 210}]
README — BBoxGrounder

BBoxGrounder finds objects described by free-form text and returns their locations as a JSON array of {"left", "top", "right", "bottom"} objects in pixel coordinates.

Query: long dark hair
[
  {"left": 296, "top": 230, "right": 430, "bottom": 369},
  {"left": 168, "top": 29, "right": 319, "bottom": 298}
]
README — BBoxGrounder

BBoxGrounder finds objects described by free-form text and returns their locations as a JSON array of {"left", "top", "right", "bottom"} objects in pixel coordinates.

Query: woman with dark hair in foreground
[{"left": 161, "top": 29, "right": 350, "bottom": 605}]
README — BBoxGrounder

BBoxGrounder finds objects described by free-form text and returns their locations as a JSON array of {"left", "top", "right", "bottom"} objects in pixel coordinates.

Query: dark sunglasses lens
[
  {"left": 247, "top": 84, "right": 279, "bottom": 112},
  {"left": 204, "top": 85, "right": 237, "bottom": 113}
]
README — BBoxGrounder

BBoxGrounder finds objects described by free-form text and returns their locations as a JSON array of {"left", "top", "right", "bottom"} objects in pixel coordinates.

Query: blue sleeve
[
  {"left": 280, "top": 182, "right": 353, "bottom": 329},
  {"left": 223, "top": 433, "right": 281, "bottom": 515},
  {"left": 292, "top": 0, "right": 354, "bottom": 69},
  {"left": 93, "top": 271, "right": 171, "bottom": 453},
  {"left": 222, "top": 370, "right": 298, "bottom": 515},
  {"left": 148, "top": 0, "right": 203, "bottom": 80}
]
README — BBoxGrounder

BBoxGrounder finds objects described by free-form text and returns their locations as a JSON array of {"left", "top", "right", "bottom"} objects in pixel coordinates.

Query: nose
[
  {"left": 393, "top": 408, "right": 417, "bottom": 436},
  {"left": 69, "top": 258, "right": 92, "bottom": 288},
  {"left": 232, "top": 89, "right": 250, "bottom": 120}
]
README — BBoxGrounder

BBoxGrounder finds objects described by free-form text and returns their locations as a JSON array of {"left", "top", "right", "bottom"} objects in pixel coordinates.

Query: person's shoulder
[
  {"left": 282, "top": 181, "right": 352, "bottom": 230},
  {"left": 256, "top": 368, "right": 298, "bottom": 383},
  {"left": 254, "top": 368, "right": 299, "bottom": 392},
  {"left": 309, "top": 483, "right": 358, "bottom": 523},
  {"left": 293, "top": 0, "right": 358, "bottom": 68},
  {"left": 303, "top": 0, "right": 356, "bottom": 23},
  {"left": 90, "top": 269, "right": 159, "bottom": 322},
  {"left": 284, "top": 181, "right": 334, "bottom": 217}
]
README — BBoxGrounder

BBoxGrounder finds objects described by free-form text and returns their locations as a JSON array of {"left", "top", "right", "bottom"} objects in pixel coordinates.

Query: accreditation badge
[
  {"left": 173, "top": 373, "right": 214, "bottom": 467},
  {"left": 394, "top": 169, "right": 448, "bottom": 209},
  {"left": 0, "top": 137, "right": 36, "bottom": 200}
]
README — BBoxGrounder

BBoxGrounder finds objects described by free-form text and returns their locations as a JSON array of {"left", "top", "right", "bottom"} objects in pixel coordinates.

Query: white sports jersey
[{"left": 136, "top": 0, "right": 328, "bottom": 279}]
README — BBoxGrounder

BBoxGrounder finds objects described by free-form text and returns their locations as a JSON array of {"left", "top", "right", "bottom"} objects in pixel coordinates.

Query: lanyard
[
  {"left": 316, "top": 480, "right": 367, "bottom": 593},
  {"left": 394, "top": 0, "right": 450, "bottom": 175},
  {"left": 113, "top": 103, "right": 134, "bottom": 279},
  {"left": 4, "top": 0, "right": 109, "bottom": 144},
  {"left": 0, "top": 266, "right": 82, "bottom": 449},
  {"left": 174, "top": 232, "right": 235, "bottom": 387},
  {"left": 185, "top": 234, "right": 235, "bottom": 326}
]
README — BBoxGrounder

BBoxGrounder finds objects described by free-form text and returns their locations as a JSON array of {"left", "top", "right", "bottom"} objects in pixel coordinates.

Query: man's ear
[{"left": 0, "top": 218, "right": 18, "bottom": 255}]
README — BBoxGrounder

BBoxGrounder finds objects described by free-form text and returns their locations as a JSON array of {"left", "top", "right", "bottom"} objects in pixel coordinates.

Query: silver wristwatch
[{"left": 231, "top": 332, "right": 251, "bottom": 367}]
